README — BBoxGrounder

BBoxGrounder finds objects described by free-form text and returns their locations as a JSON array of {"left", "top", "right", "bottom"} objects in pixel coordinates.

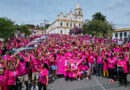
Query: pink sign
[{"left": 56, "top": 56, "right": 83, "bottom": 74}]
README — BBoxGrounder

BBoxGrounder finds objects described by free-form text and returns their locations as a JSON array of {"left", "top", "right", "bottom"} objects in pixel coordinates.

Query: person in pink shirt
[
  {"left": 31, "top": 56, "right": 39, "bottom": 90},
  {"left": 0, "top": 67, "right": 8, "bottom": 90},
  {"left": 64, "top": 62, "right": 73, "bottom": 81},
  {"left": 8, "top": 64, "right": 18, "bottom": 90},
  {"left": 107, "top": 55, "right": 117, "bottom": 83},
  {"left": 71, "top": 62, "right": 82, "bottom": 80},
  {"left": 103, "top": 56, "right": 108, "bottom": 78},
  {"left": 79, "top": 61, "right": 90, "bottom": 80},
  {"left": 96, "top": 53, "right": 103, "bottom": 77},
  {"left": 88, "top": 53, "right": 95, "bottom": 75},
  {"left": 35, "top": 63, "right": 49, "bottom": 90},
  {"left": 16, "top": 57, "right": 29, "bottom": 90},
  {"left": 117, "top": 56, "right": 128, "bottom": 85},
  {"left": 50, "top": 54, "right": 57, "bottom": 80}
]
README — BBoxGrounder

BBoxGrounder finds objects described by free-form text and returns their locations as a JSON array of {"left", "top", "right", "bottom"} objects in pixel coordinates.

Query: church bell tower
[
  {"left": 75, "top": 0, "right": 83, "bottom": 17},
  {"left": 75, "top": 0, "right": 83, "bottom": 28}
]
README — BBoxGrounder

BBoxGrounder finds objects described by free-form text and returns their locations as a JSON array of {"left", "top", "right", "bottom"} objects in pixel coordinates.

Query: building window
[
  {"left": 74, "top": 23, "right": 75, "bottom": 27},
  {"left": 60, "top": 22, "right": 63, "bottom": 26},
  {"left": 79, "top": 11, "right": 80, "bottom": 15},
  {"left": 66, "top": 22, "right": 69, "bottom": 27},
  {"left": 79, "top": 24, "right": 80, "bottom": 27},
  {"left": 124, "top": 32, "right": 127, "bottom": 37},
  {"left": 115, "top": 33, "right": 118, "bottom": 38},
  {"left": 120, "top": 32, "right": 122, "bottom": 39},
  {"left": 60, "top": 30, "right": 62, "bottom": 34},
  {"left": 70, "top": 23, "right": 72, "bottom": 27}
]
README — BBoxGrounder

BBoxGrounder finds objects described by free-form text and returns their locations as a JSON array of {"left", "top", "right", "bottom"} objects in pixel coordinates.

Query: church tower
[{"left": 75, "top": 0, "right": 83, "bottom": 27}]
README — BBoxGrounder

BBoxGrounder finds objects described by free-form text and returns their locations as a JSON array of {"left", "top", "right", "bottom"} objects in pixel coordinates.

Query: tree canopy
[
  {"left": 0, "top": 17, "right": 16, "bottom": 40},
  {"left": 92, "top": 12, "right": 106, "bottom": 22},
  {"left": 82, "top": 12, "right": 114, "bottom": 36},
  {"left": 19, "top": 25, "right": 32, "bottom": 36}
]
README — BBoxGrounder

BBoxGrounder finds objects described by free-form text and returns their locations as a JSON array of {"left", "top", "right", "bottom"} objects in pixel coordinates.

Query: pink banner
[
  {"left": 56, "top": 56, "right": 83, "bottom": 74},
  {"left": 56, "top": 56, "right": 66, "bottom": 74}
]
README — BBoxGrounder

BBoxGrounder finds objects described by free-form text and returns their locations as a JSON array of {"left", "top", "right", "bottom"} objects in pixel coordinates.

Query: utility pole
[{"left": 43, "top": 19, "right": 49, "bottom": 35}]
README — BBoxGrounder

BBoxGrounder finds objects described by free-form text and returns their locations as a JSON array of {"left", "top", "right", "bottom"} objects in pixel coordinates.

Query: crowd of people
[{"left": 0, "top": 34, "right": 129, "bottom": 90}]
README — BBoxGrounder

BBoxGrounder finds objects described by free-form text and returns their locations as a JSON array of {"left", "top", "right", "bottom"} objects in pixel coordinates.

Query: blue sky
[{"left": 0, "top": 0, "right": 130, "bottom": 29}]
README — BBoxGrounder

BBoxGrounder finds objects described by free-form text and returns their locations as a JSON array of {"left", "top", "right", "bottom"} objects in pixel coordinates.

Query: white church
[{"left": 46, "top": 1, "right": 83, "bottom": 34}]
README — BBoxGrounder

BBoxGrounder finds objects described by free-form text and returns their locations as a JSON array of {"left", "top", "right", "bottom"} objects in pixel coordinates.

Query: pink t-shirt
[
  {"left": 107, "top": 58, "right": 116, "bottom": 69},
  {"left": 117, "top": 60, "right": 128, "bottom": 73},
  {"left": 79, "top": 65, "right": 88, "bottom": 71},
  {"left": 97, "top": 56, "right": 103, "bottom": 64},
  {"left": 18, "top": 60, "right": 27, "bottom": 75},
  {"left": 39, "top": 68, "right": 48, "bottom": 84},
  {"left": 88, "top": 55, "right": 94, "bottom": 63},
  {"left": 8, "top": 71, "right": 18, "bottom": 85},
  {"left": 0, "top": 74, "right": 8, "bottom": 86},
  {"left": 64, "top": 66, "right": 71, "bottom": 74},
  {"left": 103, "top": 61, "right": 108, "bottom": 71},
  {"left": 31, "top": 61, "right": 38, "bottom": 72}
]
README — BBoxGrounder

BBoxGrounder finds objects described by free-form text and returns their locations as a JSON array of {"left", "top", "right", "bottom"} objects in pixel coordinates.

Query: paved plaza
[{"left": 47, "top": 75, "right": 130, "bottom": 90}]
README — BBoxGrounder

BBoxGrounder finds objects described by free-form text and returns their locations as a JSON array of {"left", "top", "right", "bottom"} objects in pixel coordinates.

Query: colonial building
[
  {"left": 112, "top": 28, "right": 130, "bottom": 41},
  {"left": 46, "top": 2, "right": 83, "bottom": 34}
]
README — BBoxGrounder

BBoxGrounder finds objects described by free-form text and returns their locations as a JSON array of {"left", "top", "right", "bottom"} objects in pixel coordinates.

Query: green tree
[
  {"left": 92, "top": 12, "right": 106, "bottom": 22},
  {"left": 19, "top": 25, "right": 32, "bottom": 36},
  {"left": 36, "top": 25, "right": 40, "bottom": 29},
  {"left": 26, "top": 24, "right": 35, "bottom": 28},
  {"left": 0, "top": 17, "right": 16, "bottom": 40},
  {"left": 82, "top": 12, "right": 114, "bottom": 36},
  {"left": 44, "top": 24, "right": 50, "bottom": 29}
]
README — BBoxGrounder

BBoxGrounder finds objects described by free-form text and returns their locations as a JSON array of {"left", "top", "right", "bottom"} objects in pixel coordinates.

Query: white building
[
  {"left": 46, "top": 2, "right": 83, "bottom": 34},
  {"left": 112, "top": 28, "right": 130, "bottom": 40},
  {"left": 29, "top": 28, "right": 44, "bottom": 36}
]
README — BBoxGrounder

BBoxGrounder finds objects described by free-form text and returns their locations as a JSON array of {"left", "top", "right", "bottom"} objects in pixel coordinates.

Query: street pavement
[
  {"left": 21, "top": 74, "right": 130, "bottom": 90},
  {"left": 47, "top": 74, "right": 130, "bottom": 90}
]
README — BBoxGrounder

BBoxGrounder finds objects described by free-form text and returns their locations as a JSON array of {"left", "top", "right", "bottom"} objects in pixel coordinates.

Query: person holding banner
[
  {"left": 64, "top": 62, "right": 73, "bottom": 81},
  {"left": 72, "top": 63, "right": 79, "bottom": 80}
]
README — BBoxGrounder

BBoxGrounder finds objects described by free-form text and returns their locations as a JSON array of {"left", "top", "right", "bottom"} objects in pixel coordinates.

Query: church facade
[{"left": 46, "top": 2, "right": 83, "bottom": 34}]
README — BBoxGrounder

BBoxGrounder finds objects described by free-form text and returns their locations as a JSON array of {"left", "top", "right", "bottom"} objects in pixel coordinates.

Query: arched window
[
  {"left": 60, "top": 22, "right": 63, "bottom": 26},
  {"left": 115, "top": 33, "right": 118, "bottom": 38},
  {"left": 79, "top": 11, "right": 80, "bottom": 15}
]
